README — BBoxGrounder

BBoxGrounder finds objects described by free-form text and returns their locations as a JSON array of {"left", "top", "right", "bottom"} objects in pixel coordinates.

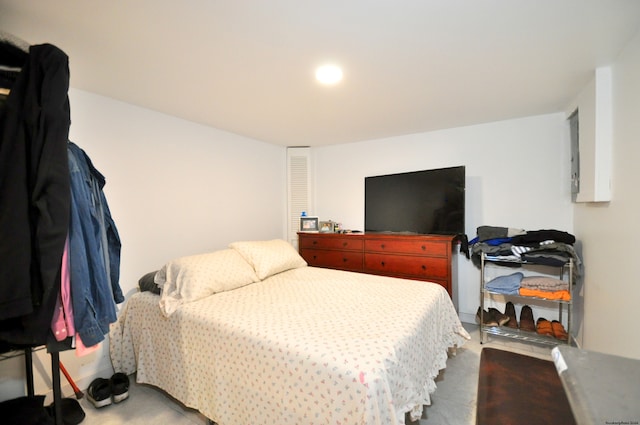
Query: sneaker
[
  {"left": 110, "top": 373, "right": 130, "bottom": 403},
  {"left": 87, "top": 378, "right": 112, "bottom": 408},
  {"left": 476, "top": 307, "right": 499, "bottom": 327},
  {"left": 488, "top": 307, "right": 510, "bottom": 326}
]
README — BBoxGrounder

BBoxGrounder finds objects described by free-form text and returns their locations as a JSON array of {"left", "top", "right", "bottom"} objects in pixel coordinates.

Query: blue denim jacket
[{"left": 68, "top": 141, "right": 123, "bottom": 347}]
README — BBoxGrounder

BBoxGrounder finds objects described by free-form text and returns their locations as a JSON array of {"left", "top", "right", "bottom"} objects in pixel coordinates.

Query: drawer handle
[
  {"left": 380, "top": 244, "right": 385, "bottom": 249},
  {"left": 421, "top": 265, "right": 427, "bottom": 270},
  {"left": 421, "top": 245, "right": 426, "bottom": 250},
  {"left": 313, "top": 255, "right": 317, "bottom": 260},
  {"left": 312, "top": 240, "right": 318, "bottom": 245},
  {"left": 342, "top": 258, "right": 348, "bottom": 262},
  {"left": 381, "top": 261, "right": 385, "bottom": 267},
  {"left": 342, "top": 242, "right": 348, "bottom": 247}
]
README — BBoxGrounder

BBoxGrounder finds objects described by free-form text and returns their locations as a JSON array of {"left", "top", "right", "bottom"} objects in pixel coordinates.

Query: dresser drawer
[
  {"left": 298, "top": 232, "right": 455, "bottom": 298},
  {"left": 364, "top": 253, "right": 449, "bottom": 279},
  {"left": 300, "top": 248, "right": 363, "bottom": 272},
  {"left": 299, "top": 236, "right": 363, "bottom": 251},
  {"left": 364, "top": 239, "right": 448, "bottom": 257}
]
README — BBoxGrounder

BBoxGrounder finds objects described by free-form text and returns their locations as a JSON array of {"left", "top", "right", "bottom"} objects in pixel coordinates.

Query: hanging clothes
[
  {"left": 0, "top": 36, "right": 94, "bottom": 425},
  {"left": 51, "top": 236, "right": 74, "bottom": 342},
  {"left": 0, "top": 42, "right": 71, "bottom": 346},
  {"left": 67, "top": 141, "right": 123, "bottom": 347}
]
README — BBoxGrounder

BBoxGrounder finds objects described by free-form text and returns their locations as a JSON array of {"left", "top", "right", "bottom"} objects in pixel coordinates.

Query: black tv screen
[{"left": 364, "top": 166, "right": 465, "bottom": 235}]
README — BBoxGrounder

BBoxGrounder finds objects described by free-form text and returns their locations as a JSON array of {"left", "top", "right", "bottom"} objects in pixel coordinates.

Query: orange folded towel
[{"left": 519, "top": 288, "right": 571, "bottom": 301}]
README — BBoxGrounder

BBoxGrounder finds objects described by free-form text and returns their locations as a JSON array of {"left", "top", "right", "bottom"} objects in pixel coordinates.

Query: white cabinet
[{"left": 567, "top": 66, "right": 612, "bottom": 203}]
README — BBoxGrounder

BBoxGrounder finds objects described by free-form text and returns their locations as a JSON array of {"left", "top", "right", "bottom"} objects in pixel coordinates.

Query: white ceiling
[{"left": 2, "top": 1, "right": 640, "bottom": 146}]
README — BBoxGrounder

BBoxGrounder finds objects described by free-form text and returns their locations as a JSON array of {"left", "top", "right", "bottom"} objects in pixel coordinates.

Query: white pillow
[
  {"left": 229, "top": 239, "right": 307, "bottom": 280},
  {"left": 156, "top": 249, "right": 259, "bottom": 316}
]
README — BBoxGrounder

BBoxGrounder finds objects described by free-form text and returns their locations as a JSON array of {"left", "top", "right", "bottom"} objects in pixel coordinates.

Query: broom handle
[{"left": 59, "top": 361, "right": 84, "bottom": 399}]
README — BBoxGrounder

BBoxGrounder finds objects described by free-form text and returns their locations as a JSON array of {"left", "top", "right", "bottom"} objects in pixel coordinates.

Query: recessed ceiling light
[{"left": 315, "top": 64, "right": 343, "bottom": 85}]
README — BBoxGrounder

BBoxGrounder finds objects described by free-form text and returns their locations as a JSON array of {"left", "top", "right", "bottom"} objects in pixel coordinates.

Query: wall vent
[{"left": 287, "top": 147, "right": 312, "bottom": 248}]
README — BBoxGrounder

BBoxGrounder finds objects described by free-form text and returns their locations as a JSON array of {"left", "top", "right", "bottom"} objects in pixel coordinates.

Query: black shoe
[
  {"left": 488, "top": 307, "right": 510, "bottom": 326},
  {"left": 87, "top": 378, "right": 112, "bottom": 408},
  {"left": 110, "top": 373, "right": 130, "bottom": 403},
  {"left": 476, "top": 307, "right": 499, "bottom": 327}
]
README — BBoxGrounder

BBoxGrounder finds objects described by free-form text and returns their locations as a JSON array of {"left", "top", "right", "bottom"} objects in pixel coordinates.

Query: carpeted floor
[{"left": 75, "top": 323, "right": 553, "bottom": 425}]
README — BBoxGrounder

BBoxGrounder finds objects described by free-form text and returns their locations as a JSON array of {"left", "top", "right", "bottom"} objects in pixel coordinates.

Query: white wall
[
  {"left": 574, "top": 28, "right": 640, "bottom": 359},
  {"left": 311, "top": 113, "right": 574, "bottom": 325},
  {"left": 0, "top": 89, "right": 287, "bottom": 402}
]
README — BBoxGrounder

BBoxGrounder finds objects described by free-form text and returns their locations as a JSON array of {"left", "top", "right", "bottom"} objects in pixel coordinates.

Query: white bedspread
[{"left": 110, "top": 266, "right": 469, "bottom": 425}]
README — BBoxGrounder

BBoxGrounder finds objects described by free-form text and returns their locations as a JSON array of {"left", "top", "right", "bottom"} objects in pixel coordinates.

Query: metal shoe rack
[{"left": 479, "top": 253, "right": 574, "bottom": 346}]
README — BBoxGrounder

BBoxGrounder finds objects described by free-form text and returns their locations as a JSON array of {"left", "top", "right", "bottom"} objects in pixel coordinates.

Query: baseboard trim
[{"left": 459, "top": 311, "right": 476, "bottom": 325}]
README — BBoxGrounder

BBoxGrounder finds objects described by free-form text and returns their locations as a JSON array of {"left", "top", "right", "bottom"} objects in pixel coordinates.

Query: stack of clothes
[
  {"left": 520, "top": 275, "right": 570, "bottom": 300},
  {"left": 484, "top": 272, "right": 571, "bottom": 300},
  {"left": 471, "top": 225, "right": 581, "bottom": 275},
  {"left": 484, "top": 272, "right": 523, "bottom": 295}
]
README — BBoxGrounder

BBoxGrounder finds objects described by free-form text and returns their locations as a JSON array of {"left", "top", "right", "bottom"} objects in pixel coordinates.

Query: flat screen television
[{"left": 364, "top": 165, "right": 465, "bottom": 235}]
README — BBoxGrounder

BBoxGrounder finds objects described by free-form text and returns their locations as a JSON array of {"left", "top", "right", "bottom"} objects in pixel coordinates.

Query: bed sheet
[{"left": 110, "top": 266, "right": 469, "bottom": 425}]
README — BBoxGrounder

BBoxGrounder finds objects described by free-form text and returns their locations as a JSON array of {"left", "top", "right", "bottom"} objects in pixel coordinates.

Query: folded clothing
[
  {"left": 520, "top": 276, "right": 568, "bottom": 292},
  {"left": 519, "top": 288, "right": 571, "bottom": 301},
  {"left": 477, "top": 226, "right": 526, "bottom": 242},
  {"left": 486, "top": 272, "right": 523, "bottom": 294},
  {"left": 510, "top": 229, "right": 576, "bottom": 245}
]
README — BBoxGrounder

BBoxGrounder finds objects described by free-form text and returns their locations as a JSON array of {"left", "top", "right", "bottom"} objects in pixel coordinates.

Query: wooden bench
[{"left": 477, "top": 348, "right": 576, "bottom": 425}]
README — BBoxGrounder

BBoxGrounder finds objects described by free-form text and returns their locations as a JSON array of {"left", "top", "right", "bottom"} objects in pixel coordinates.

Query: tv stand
[{"left": 297, "top": 232, "right": 457, "bottom": 298}]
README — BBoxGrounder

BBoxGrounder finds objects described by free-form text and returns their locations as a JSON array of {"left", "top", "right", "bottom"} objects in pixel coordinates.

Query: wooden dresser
[{"left": 298, "top": 232, "right": 458, "bottom": 297}]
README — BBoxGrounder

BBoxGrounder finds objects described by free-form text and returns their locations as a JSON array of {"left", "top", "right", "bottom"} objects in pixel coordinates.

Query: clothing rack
[
  {"left": 1, "top": 35, "right": 68, "bottom": 425},
  {"left": 0, "top": 346, "right": 64, "bottom": 425},
  {"left": 2, "top": 34, "right": 117, "bottom": 425}
]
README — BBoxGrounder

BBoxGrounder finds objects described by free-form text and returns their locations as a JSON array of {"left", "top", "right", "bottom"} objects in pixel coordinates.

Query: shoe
[
  {"left": 110, "top": 373, "right": 130, "bottom": 403},
  {"left": 519, "top": 305, "right": 536, "bottom": 332},
  {"left": 504, "top": 302, "right": 518, "bottom": 329},
  {"left": 476, "top": 307, "right": 499, "bottom": 327},
  {"left": 536, "top": 317, "right": 554, "bottom": 336},
  {"left": 488, "top": 307, "right": 510, "bottom": 326},
  {"left": 551, "top": 320, "right": 569, "bottom": 341},
  {"left": 87, "top": 378, "right": 112, "bottom": 408}
]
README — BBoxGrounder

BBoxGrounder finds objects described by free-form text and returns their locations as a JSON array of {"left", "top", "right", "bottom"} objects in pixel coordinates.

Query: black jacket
[{"left": 0, "top": 43, "right": 71, "bottom": 345}]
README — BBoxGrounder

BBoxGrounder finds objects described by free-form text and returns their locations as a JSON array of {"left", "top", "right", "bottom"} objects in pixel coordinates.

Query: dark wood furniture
[
  {"left": 477, "top": 348, "right": 576, "bottom": 425},
  {"left": 298, "top": 232, "right": 457, "bottom": 297}
]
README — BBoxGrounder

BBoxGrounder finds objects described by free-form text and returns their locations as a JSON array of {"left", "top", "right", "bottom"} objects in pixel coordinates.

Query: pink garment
[
  {"left": 51, "top": 235, "right": 100, "bottom": 356},
  {"left": 75, "top": 333, "right": 100, "bottom": 357},
  {"left": 51, "top": 236, "right": 75, "bottom": 341}
]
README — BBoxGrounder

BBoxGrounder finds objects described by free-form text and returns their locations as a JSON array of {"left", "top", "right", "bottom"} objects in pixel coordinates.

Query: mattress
[{"left": 110, "top": 266, "right": 469, "bottom": 425}]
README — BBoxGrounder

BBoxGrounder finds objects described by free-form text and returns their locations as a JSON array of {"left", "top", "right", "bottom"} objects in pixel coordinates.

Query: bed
[{"left": 110, "top": 239, "right": 469, "bottom": 425}]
